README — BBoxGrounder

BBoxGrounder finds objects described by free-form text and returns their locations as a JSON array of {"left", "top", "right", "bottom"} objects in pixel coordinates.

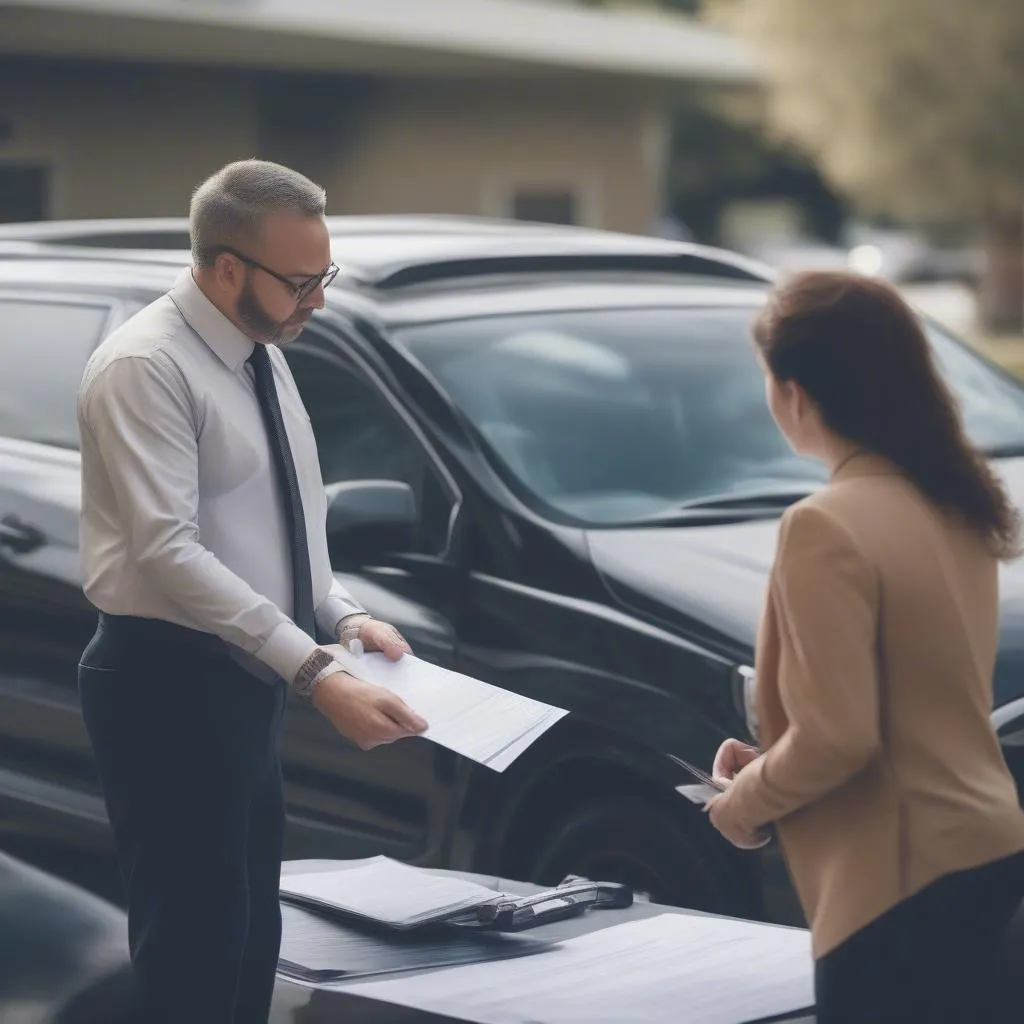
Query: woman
[{"left": 707, "top": 271, "right": 1024, "bottom": 1023}]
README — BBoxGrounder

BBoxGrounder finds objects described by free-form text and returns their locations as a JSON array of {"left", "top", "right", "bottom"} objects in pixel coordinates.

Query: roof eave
[{"left": 0, "top": 1, "right": 762, "bottom": 84}]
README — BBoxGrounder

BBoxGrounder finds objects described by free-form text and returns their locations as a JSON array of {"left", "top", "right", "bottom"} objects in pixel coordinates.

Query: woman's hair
[{"left": 753, "top": 270, "right": 1021, "bottom": 560}]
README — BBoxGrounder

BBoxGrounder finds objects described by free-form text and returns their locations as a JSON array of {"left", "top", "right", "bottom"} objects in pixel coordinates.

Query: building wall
[
  {"left": 0, "top": 63, "right": 260, "bottom": 219},
  {"left": 0, "top": 62, "right": 665, "bottom": 234},
  {"left": 325, "top": 78, "right": 665, "bottom": 234}
]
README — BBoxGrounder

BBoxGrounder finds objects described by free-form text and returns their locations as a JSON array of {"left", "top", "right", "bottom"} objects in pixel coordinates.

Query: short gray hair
[{"left": 189, "top": 159, "right": 327, "bottom": 268}]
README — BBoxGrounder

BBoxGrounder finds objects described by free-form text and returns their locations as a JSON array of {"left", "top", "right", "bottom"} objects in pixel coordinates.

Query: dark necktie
[{"left": 248, "top": 343, "right": 316, "bottom": 639}]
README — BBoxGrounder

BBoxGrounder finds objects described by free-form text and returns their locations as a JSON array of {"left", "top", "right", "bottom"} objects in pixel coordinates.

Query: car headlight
[{"left": 732, "top": 664, "right": 759, "bottom": 743}]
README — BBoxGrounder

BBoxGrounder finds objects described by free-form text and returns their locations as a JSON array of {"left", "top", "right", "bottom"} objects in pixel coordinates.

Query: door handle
[{"left": 0, "top": 515, "right": 46, "bottom": 554}]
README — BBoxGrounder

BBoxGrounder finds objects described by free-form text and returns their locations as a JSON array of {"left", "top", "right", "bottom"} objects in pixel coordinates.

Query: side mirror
[{"left": 325, "top": 480, "right": 417, "bottom": 562}]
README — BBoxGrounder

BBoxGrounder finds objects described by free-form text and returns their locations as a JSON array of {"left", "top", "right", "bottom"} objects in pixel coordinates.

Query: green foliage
[
  {"left": 709, "top": 0, "right": 1024, "bottom": 219},
  {"left": 666, "top": 92, "right": 843, "bottom": 242}
]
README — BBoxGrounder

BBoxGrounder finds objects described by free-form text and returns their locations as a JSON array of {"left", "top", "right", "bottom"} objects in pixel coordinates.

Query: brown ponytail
[{"left": 753, "top": 271, "right": 1021, "bottom": 560}]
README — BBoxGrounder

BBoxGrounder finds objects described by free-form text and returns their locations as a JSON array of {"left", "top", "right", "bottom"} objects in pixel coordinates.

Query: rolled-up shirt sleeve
[
  {"left": 80, "top": 353, "right": 316, "bottom": 682},
  {"left": 724, "top": 504, "right": 881, "bottom": 832}
]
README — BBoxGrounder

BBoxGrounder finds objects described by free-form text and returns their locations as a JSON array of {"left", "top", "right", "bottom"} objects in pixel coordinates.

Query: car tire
[{"left": 525, "top": 796, "right": 738, "bottom": 914}]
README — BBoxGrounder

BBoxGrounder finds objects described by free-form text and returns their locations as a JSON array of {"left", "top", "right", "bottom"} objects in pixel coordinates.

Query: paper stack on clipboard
[
  {"left": 277, "top": 858, "right": 559, "bottom": 984},
  {"left": 279, "top": 856, "right": 510, "bottom": 930},
  {"left": 278, "top": 902, "right": 552, "bottom": 984}
]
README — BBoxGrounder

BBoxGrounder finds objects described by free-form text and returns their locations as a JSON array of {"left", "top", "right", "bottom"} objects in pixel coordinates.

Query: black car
[{"left": 1, "top": 219, "right": 1023, "bottom": 930}]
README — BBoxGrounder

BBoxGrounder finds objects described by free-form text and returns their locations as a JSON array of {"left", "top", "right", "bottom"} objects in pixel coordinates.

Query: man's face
[{"left": 233, "top": 212, "right": 333, "bottom": 345}]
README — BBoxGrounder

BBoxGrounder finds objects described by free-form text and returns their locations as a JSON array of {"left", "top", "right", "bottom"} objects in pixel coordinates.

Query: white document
[
  {"left": 676, "top": 782, "right": 721, "bottom": 806},
  {"left": 279, "top": 856, "right": 508, "bottom": 928},
  {"left": 327, "top": 646, "right": 568, "bottom": 772},
  {"left": 348, "top": 913, "right": 815, "bottom": 1024}
]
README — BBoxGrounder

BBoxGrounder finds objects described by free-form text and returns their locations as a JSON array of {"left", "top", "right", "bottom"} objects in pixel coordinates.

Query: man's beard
[{"left": 237, "top": 275, "right": 310, "bottom": 345}]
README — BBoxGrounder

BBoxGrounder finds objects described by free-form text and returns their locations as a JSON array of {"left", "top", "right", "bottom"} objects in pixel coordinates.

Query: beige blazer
[{"left": 723, "top": 453, "right": 1024, "bottom": 957}]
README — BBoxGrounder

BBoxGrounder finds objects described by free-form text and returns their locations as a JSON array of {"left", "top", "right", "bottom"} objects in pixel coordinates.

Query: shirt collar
[{"left": 169, "top": 269, "right": 255, "bottom": 372}]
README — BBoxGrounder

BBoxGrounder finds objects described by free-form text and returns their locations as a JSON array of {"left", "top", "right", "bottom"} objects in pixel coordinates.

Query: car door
[
  {"left": 0, "top": 292, "right": 123, "bottom": 855},
  {"left": 279, "top": 330, "right": 466, "bottom": 868}
]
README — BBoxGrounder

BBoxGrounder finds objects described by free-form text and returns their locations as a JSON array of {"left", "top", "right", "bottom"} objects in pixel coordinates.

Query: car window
[
  {"left": 0, "top": 298, "right": 111, "bottom": 448},
  {"left": 285, "top": 343, "right": 452, "bottom": 554},
  {"left": 396, "top": 305, "right": 1024, "bottom": 527},
  {"left": 927, "top": 330, "right": 1024, "bottom": 447}
]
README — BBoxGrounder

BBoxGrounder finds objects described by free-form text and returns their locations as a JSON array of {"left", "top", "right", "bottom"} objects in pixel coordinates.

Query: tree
[
  {"left": 709, "top": 0, "right": 1024, "bottom": 332},
  {"left": 664, "top": 92, "right": 845, "bottom": 245},
  {"left": 579, "top": 1, "right": 847, "bottom": 247}
]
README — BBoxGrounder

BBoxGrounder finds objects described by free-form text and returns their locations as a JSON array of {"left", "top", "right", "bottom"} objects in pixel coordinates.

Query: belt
[{"left": 97, "top": 612, "right": 230, "bottom": 658}]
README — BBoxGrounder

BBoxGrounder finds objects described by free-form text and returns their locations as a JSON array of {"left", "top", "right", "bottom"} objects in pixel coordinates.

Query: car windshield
[{"left": 396, "top": 304, "right": 1024, "bottom": 526}]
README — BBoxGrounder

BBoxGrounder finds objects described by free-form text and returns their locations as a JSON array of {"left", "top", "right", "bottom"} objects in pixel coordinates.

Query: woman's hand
[
  {"left": 705, "top": 792, "right": 771, "bottom": 850},
  {"left": 712, "top": 737, "right": 761, "bottom": 787},
  {"left": 706, "top": 738, "right": 770, "bottom": 850}
]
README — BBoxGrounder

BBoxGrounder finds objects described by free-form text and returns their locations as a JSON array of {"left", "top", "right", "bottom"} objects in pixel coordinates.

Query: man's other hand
[
  {"left": 359, "top": 619, "right": 412, "bottom": 661},
  {"left": 313, "top": 671, "right": 427, "bottom": 749}
]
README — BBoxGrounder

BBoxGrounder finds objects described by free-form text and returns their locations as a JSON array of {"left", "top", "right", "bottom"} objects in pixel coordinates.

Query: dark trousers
[
  {"left": 78, "top": 614, "right": 287, "bottom": 1024},
  {"left": 815, "top": 850, "right": 1024, "bottom": 1024}
]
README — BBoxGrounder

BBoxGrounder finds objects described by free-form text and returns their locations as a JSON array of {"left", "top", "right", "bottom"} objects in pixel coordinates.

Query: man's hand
[
  {"left": 712, "top": 737, "right": 761, "bottom": 787},
  {"left": 313, "top": 670, "right": 427, "bottom": 750},
  {"left": 358, "top": 619, "right": 412, "bottom": 662}
]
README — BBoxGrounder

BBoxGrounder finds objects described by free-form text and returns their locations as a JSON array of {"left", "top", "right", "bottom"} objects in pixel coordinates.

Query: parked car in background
[
  {"left": 1, "top": 220, "right": 1022, "bottom": 932},
  {"left": 0, "top": 213, "right": 572, "bottom": 252},
  {"left": 0, "top": 850, "right": 130, "bottom": 1023}
]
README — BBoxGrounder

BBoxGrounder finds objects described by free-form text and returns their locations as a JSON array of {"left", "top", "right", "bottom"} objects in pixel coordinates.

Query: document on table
[
  {"left": 279, "top": 855, "right": 511, "bottom": 929},
  {"left": 277, "top": 902, "right": 553, "bottom": 982},
  {"left": 326, "top": 646, "right": 568, "bottom": 772},
  {"left": 347, "top": 913, "right": 815, "bottom": 1024}
]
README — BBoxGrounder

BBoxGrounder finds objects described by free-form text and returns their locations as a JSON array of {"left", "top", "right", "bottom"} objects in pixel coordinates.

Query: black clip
[{"left": 472, "top": 877, "right": 633, "bottom": 931}]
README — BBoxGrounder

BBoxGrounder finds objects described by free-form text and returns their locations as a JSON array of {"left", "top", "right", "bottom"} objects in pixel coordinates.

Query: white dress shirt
[{"left": 77, "top": 269, "right": 363, "bottom": 683}]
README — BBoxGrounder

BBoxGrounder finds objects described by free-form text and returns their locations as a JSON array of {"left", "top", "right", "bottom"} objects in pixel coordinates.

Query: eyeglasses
[{"left": 213, "top": 245, "right": 340, "bottom": 302}]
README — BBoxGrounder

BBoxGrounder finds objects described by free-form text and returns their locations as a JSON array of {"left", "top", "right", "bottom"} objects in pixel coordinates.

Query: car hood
[{"left": 588, "top": 458, "right": 1024, "bottom": 708}]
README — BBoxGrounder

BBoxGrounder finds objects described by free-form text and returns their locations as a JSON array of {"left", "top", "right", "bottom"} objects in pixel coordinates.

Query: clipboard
[
  {"left": 277, "top": 902, "right": 554, "bottom": 982},
  {"left": 465, "top": 878, "right": 633, "bottom": 931}
]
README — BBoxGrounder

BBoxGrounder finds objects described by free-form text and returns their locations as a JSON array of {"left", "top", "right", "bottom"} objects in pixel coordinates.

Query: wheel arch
[{"left": 473, "top": 749, "right": 760, "bottom": 918}]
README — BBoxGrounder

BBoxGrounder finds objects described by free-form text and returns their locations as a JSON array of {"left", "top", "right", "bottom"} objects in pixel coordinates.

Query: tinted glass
[
  {"left": 286, "top": 345, "right": 452, "bottom": 553},
  {"left": 397, "top": 306, "right": 1024, "bottom": 526},
  {"left": 0, "top": 299, "right": 110, "bottom": 448},
  {"left": 63, "top": 231, "right": 190, "bottom": 249}
]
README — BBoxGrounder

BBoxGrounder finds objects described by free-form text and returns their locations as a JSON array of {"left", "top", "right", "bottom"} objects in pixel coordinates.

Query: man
[{"left": 76, "top": 159, "right": 428, "bottom": 1024}]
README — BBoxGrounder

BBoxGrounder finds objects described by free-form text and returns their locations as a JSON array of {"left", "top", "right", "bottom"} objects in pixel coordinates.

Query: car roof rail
[
  {"left": 370, "top": 250, "right": 773, "bottom": 290},
  {"left": 0, "top": 240, "right": 189, "bottom": 264}
]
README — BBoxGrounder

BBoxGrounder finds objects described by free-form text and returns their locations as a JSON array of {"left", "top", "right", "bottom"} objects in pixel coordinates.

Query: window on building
[
  {"left": 510, "top": 187, "right": 579, "bottom": 226},
  {"left": 0, "top": 165, "right": 49, "bottom": 223}
]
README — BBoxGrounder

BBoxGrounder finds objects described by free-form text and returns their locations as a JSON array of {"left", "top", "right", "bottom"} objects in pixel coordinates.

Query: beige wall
[
  {"left": 325, "top": 78, "right": 665, "bottom": 234},
  {"left": 0, "top": 64, "right": 259, "bottom": 218},
  {"left": 0, "top": 63, "right": 665, "bottom": 234}
]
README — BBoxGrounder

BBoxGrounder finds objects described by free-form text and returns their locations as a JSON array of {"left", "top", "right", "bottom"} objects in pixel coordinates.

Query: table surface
[{"left": 272, "top": 859, "right": 816, "bottom": 1024}]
